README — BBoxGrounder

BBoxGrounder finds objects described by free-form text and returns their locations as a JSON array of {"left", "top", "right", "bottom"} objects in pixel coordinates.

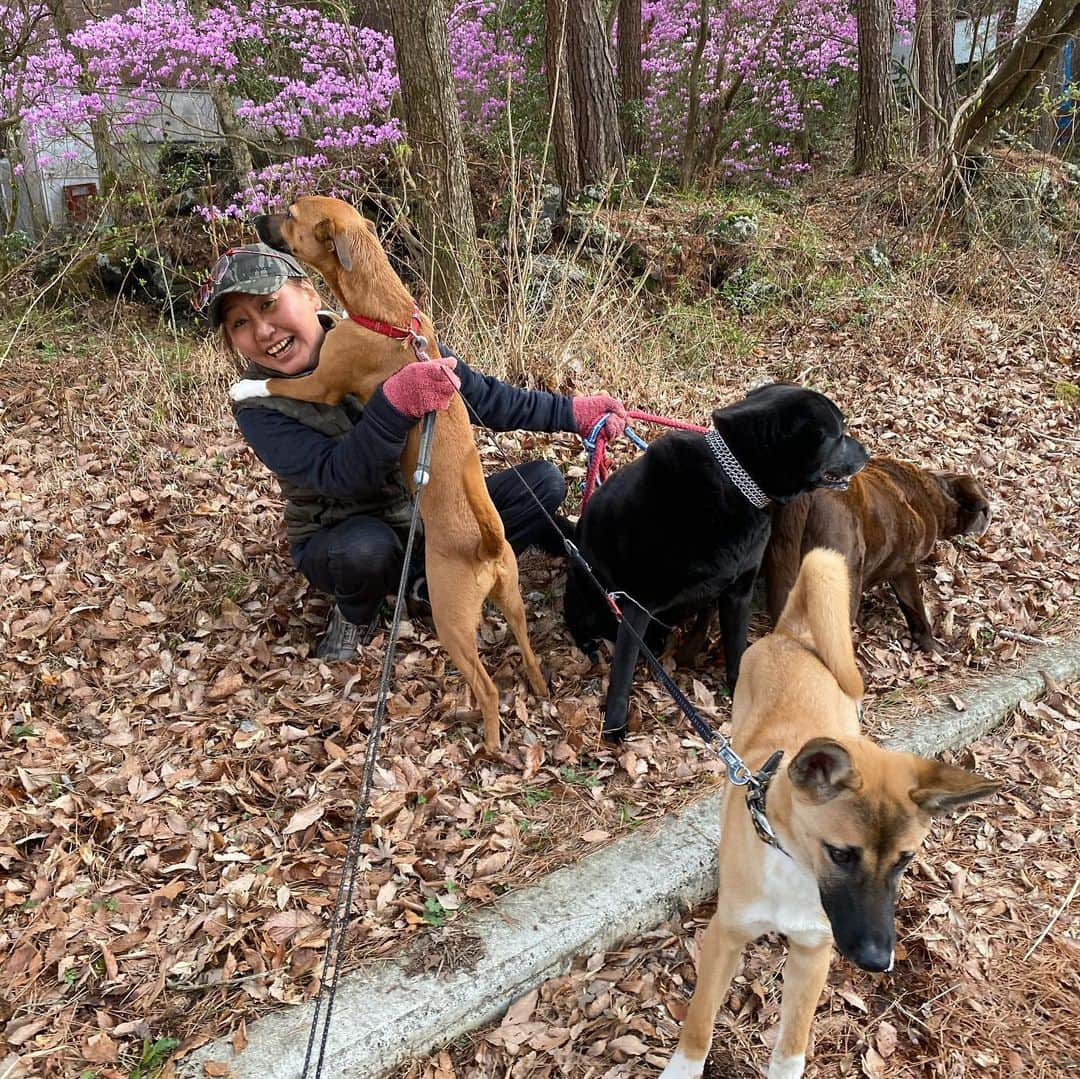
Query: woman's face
[{"left": 221, "top": 281, "right": 323, "bottom": 375}]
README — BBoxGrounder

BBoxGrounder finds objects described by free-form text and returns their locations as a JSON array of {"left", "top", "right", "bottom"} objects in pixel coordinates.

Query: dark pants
[{"left": 296, "top": 460, "right": 568, "bottom": 625}]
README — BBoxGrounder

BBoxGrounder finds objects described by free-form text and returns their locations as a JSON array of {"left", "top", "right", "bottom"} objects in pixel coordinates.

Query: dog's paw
[
  {"left": 767, "top": 1052, "right": 806, "bottom": 1079},
  {"left": 600, "top": 722, "right": 628, "bottom": 746},
  {"left": 229, "top": 379, "right": 270, "bottom": 402},
  {"left": 477, "top": 741, "right": 503, "bottom": 763},
  {"left": 658, "top": 1050, "right": 705, "bottom": 1079},
  {"left": 913, "top": 632, "right": 942, "bottom": 655},
  {"left": 576, "top": 638, "right": 600, "bottom": 664}
]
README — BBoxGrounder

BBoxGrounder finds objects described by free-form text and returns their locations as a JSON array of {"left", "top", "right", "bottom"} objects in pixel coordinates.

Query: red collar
[
  {"left": 347, "top": 305, "right": 432, "bottom": 363},
  {"left": 348, "top": 305, "right": 422, "bottom": 341}
]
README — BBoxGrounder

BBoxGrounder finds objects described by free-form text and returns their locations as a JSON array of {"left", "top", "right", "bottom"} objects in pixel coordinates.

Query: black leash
[
  {"left": 301, "top": 411, "right": 437, "bottom": 1079},
  {"left": 446, "top": 381, "right": 787, "bottom": 849},
  {"left": 570, "top": 566, "right": 786, "bottom": 852}
]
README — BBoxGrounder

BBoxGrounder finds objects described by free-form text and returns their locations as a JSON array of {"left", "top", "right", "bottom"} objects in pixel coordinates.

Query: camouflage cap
[{"left": 202, "top": 243, "right": 309, "bottom": 329}]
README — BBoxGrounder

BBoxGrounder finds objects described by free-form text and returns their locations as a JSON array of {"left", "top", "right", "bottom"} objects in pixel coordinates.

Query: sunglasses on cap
[{"left": 192, "top": 247, "right": 304, "bottom": 314}]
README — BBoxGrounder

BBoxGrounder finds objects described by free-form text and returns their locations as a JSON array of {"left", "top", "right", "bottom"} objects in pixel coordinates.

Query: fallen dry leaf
[
  {"left": 207, "top": 671, "right": 245, "bottom": 701},
  {"left": 874, "top": 1019, "right": 898, "bottom": 1058},
  {"left": 282, "top": 802, "right": 325, "bottom": 835}
]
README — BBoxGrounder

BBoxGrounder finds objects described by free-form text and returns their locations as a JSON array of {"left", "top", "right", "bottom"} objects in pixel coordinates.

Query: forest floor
[
  {"left": 395, "top": 686, "right": 1080, "bottom": 1079},
  {"left": 0, "top": 159, "right": 1078, "bottom": 1077}
]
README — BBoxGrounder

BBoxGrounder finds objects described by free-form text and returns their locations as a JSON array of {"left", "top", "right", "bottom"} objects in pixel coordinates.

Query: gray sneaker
[
  {"left": 315, "top": 606, "right": 365, "bottom": 661},
  {"left": 406, "top": 574, "right": 432, "bottom": 623}
]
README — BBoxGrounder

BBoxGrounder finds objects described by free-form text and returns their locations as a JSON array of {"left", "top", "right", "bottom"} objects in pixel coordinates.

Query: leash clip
[
  {"left": 412, "top": 411, "right": 437, "bottom": 488},
  {"left": 716, "top": 742, "right": 753, "bottom": 786}
]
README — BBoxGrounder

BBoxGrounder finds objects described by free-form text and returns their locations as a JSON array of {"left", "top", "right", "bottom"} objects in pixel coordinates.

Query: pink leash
[{"left": 582, "top": 410, "right": 709, "bottom": 509}]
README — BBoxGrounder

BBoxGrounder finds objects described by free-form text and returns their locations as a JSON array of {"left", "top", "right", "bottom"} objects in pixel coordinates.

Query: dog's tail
[
  {"left": 463, "top": 462, "right": 506, "bottom": 560},
  {"left": 775, "top": 547, "right": 864, "bottom": 699}
]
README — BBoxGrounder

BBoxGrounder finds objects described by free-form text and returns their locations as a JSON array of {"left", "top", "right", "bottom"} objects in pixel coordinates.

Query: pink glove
[
  {"left": 573, "top": 393, "right": 627, "bottom": 439},
  {"left": 382, "top": 359, "right": 460, "bottom": 418}
]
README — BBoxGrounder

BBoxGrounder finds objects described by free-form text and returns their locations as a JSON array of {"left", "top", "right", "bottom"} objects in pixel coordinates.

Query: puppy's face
[
  {"left": 712, "top": 384, "right": 869, "bottom": 503},
  {"left": 786, "top": 738, "right": 999, "bottom": 972},
  {"left": 934, "top": 472, "right": 991, "bottom": 538},
  {"left": 255, "top": 195, "right": 381, "bottom": 277}
]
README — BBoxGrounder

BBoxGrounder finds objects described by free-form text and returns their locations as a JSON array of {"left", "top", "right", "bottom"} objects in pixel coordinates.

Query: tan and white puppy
[{"left": 660, "top": 548, "right": 999, "bottom": 1079}]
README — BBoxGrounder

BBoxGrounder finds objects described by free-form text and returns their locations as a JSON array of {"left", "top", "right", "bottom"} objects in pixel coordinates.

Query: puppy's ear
[
  {"left": 790, "top": 738, "right": 862, "bottom": 803},
  {"left": 362, "top": 217, "right": 378, "bottom": 236},
  {"left": 312, "top": 218, "right": 354, "bottom": 271},
  {"left": 909, "top": 760, "right": 1000, "bottom": 817}
]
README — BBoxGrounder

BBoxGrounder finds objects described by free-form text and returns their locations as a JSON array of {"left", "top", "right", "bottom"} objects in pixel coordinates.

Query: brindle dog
[{"left": 765, "top": 457, "right": 990, "bottom": 651}]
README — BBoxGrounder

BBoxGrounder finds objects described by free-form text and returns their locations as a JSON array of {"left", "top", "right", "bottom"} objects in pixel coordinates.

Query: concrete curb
[{"left": 185, "top": 636, "right": 1080, "bottom": 1079}]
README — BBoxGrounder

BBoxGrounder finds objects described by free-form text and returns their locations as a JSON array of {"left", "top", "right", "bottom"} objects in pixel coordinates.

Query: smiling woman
[
  {"left": 197, "top": 242, "right": 622, "bottom": 663},
  {"left": 218, "top": 279, "right": 324, "bottom": 376}
]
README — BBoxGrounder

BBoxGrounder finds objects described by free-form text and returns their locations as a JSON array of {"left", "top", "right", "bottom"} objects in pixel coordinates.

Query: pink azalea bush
[
  {"left": 640, "top": 0, "right": 858, "bottom": 182},
  {"left": 1, "top": 0, "right": 915, "bottom": 209},
  {"left": 3, "top": 0, "right": 524, "bottom": 215}
]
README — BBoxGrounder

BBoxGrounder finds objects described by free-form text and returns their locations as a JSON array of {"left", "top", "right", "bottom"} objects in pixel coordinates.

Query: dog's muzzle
[{"left": 254, "top": 213, "right": 290, "bottom": 252}]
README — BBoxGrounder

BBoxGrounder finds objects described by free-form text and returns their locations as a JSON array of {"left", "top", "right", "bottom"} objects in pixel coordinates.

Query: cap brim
[{"left": 209, "top": 268, "right": 293, "bottom": 329}]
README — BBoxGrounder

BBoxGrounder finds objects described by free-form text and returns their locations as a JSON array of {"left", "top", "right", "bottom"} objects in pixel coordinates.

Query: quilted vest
[{"left": 230, "top": 356, "right": 413, "bottom": 547}]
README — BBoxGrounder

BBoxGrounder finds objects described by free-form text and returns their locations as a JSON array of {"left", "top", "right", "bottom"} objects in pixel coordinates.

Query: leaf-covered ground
[
  {"left": 398, "top": 684, "right": 1080, "bottom": 1078},
  {"left": 1, "top": 169, "right": 1078, "bottom": 1077}
]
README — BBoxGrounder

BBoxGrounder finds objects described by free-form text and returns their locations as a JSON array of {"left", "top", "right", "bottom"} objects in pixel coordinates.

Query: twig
[
  {"left": 998, "top": 628, "right": 1053, "bottom": 646},
  {"left": 1023, "top": 873, "right": 1080, "bottom": 962},
  {"left": 889, "top": 996, "right": 934, "bottom": 1033},
  {"left": 920, "top": 981, "right": 961, "bottom": 1009},
  {"left": 1027, "top": 429, "right": 1080, "bottom": 446},
  {"left": 167, "top": 970, "right": 272, "bottom": 992}
]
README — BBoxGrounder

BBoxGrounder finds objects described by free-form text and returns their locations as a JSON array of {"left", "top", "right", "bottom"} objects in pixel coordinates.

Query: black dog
[{"left": 564, "top": 383, "right": 869, "bottom": 740}]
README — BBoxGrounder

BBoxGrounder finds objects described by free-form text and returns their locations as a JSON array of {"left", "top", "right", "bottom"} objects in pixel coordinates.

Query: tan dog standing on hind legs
[
  {"left": 229, "top": 196, "right": 547, "bottom": 753},
  {"left": 659, "top": 548, "right": 999, "bottom": 1079}
]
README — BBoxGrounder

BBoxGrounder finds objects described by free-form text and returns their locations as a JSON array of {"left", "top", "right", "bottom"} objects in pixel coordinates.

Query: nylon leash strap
[{"left": 301, "top": 411, "right": 437, "bottom": 1079}]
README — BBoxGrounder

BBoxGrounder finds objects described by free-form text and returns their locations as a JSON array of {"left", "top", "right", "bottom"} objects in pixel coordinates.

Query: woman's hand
[
  {"left": 572, "top": 393, "right": 627, "bottom": 440},
  {"left": 382, "top": 359, "right": 460, "bottom": 419}
]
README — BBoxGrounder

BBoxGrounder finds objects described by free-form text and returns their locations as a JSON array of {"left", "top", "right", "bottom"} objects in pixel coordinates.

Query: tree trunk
[
  {"left": 388, "top": 0, "right": 479, "bottom": 318},
  {"left": 701, "top": 67, "right": 744, "bottom": 173},
  {"left": 853, "top": 0, "right": 894, "bottom": 171},
  {"left": 915, "top": 0, "right": 940, "bottom": 152},
  {"left": 934, "top": 0, "right": 957, "bottom": 127},
  {"left": 681, "top": 0, "right": 710, "bottom": 187},
  {"left": 1034, "top": 47, "right": 1068, "bottom": 148},
  {"left": 950, "top": 0, "right": 1080, "bottom": 155},
  {"left": 544, "top": 0, "right": 583, "bottom": 199},
  {"left": 189, "top": 0, "right": 254, "bottom": 192},
  {"left": 996, "top": 0, "right": 1022, "bottom": 47},
  {"left": 564, "top": 0, "right": 625, "bottom": 186},
  {"left": 46, "top": 0, "right": 117, "bottom": 200},
  {"left": 207, "top": 82, "right": 255, "bottom": 194},
  {"left": 616, "top": 0, "right": 644, "bottom": 156}
]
